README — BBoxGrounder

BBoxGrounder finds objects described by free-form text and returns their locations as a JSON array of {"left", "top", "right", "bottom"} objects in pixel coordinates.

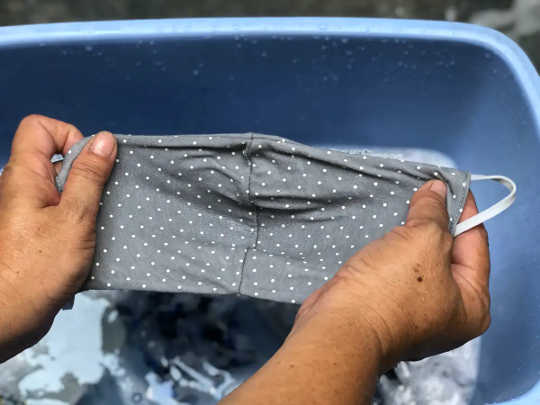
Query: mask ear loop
[{"left": 454, "top": 175, "right": 517, "bottom": 237}]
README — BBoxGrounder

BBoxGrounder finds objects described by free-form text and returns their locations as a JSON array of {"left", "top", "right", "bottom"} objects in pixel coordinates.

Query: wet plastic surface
[{"left": 0, "top": 17, "right": 538, "bottom": 404}]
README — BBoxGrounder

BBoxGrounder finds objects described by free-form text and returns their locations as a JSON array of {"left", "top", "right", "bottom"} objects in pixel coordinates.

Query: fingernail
[
  {"left": 429, "top": 180, "right": 447, "bottom": 199},
  {"left": 90, "top": 132, "right": 114, "bottom": 157}
]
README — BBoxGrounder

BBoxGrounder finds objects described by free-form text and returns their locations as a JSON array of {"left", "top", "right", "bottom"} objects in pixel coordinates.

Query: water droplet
[
  {"left": 261, "top": 51, "right": 268, "bottom": 57},
  {"left": 85, "top": 45, "right": 93, "bottom": 52},
  {"left": 193, "top": 69, "right": 199, "bottom": 76},
  {"left": 341, "top": 38, "right": 349, "bottom": 44}
]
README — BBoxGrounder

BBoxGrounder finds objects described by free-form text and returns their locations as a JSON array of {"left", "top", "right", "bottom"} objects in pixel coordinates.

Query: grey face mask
[{"left": 55, "top": 133, "right": 515, "bottom": 305}]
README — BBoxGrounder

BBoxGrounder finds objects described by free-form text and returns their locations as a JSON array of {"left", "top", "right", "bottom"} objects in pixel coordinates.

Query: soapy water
[
  {"left": 0, "top": 147, "right": 479, "bottom": 405},
  {"left": 0, "top": 292, "right": 479, "bottom": 405}
]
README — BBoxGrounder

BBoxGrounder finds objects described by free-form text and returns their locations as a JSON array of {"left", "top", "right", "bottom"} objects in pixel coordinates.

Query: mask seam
[{"left": 238, "top": 133, "right": 259, "bottom": 295}]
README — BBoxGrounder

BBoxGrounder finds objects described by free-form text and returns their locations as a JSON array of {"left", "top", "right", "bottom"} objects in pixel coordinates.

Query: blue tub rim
[{"left": 1, "top": 17, "right": 538, "bottom": 134}]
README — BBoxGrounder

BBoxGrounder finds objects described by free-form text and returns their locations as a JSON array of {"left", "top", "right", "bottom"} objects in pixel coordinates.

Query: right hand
[{"left": 293, "top": 180, "right": 491, "bottom": 371}]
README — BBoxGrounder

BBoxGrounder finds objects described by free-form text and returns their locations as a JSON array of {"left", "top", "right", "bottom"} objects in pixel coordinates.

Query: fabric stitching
[{"left": 237, "top": 133, "right": 258, "bottom": 295}]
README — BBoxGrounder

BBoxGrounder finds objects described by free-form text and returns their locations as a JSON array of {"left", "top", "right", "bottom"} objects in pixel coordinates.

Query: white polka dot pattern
[{"left": 55, "top": 133, "right": 470, "bottom": 304}]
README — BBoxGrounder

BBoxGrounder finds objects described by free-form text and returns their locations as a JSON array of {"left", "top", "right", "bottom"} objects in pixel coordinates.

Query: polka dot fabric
[{"left": 56, "top": 133, "right": 470, "bottom": 304}]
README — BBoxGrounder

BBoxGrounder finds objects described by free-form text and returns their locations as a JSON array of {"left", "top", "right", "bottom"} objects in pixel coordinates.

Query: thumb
[
  {"left": 59, "top": 131, "right": 117, "bottom": 224},
  {"left": 406, "top": 180, "right": 449, "bottom": 230}
]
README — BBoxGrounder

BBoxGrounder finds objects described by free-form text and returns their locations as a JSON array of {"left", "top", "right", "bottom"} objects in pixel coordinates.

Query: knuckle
[
  {"left": 0, "top": 162, "right": 15, "bottom": 179},
  {"left": 478, "top": 224, "right": 489, "bottom": 243},
  {"left": 339, "top": 262, "right": 365, "bottom": 277},
  {"left": 422, "top": 221, "right": 445, "bottom": 240},
  {"left": 479, "top": 292, "right": 491, "bottom": 324},
  {"left": 20, "top": 114, "right": 43, "bottom": 125},
  {"left": 64, "top": 123, "right": 80, "bottom": 138},
  {"left": 470, "top": 291, "right": 491, "bottom": 336},
  {"left": 62, "top": 197, "right": 97, "bottom": 225},
  {"left": 70, "top": 159, "right": 107, "bottom": 185},
  {"left": 426, "top": 193, "right": 447, "bottom": 209},
  {"left": 422, "top": 195, "right": 449, "bottom": 219},
  {"left": 407, "top": 220, "right": 440, "bottom": 240},
  {"left": 479, "top": 311, "right": 491, "bottom": 335},
  {"left": 338, "top": 260, "right": 377, "bottom": 282},
  {"left": 413, "top": 191, "right": 443, "bottom": 208},
  {"left": 387, "top": 225, "right": 415, "bottom": 243},
  {"left": 402, "top": 221, "right": 452, "bottom": 253}
]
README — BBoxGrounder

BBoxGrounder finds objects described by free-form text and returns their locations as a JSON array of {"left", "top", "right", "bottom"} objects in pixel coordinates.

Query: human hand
[
  {"left": 293, "top": 179, "right": 490, "bottom": 372},
  {"left": 0, "top": 115, "right": 117, "bottom": 362}
]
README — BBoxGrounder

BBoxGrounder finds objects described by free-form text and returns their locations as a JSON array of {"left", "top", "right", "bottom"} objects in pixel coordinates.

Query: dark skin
[{"left": 0, "top": 115, "right": 490, "bottom": 404}]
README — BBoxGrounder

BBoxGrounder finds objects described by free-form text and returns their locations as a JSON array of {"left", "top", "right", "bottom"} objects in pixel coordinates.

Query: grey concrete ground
[{"left": 1, "top": 0, "right": 540, "bottom": 68}]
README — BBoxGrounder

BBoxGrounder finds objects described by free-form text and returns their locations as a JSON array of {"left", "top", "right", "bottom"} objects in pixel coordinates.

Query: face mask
[{"left": 56, "top": 133, "right": 515, "bottom": 305}]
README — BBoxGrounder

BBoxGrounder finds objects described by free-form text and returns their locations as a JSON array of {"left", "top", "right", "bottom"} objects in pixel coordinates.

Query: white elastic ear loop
[{"left": 454, "top": 175, "right": 517, "bottom": 236}]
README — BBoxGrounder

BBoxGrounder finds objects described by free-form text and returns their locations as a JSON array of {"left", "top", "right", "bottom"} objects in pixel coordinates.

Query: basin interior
[{"left": 0, "top": 29, "right": 538, "bottom": 403}]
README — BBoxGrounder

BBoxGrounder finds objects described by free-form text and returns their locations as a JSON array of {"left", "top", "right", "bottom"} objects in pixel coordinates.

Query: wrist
[
  {"left": 0, "top": 270, "right": 54, "bottom": 362},
  {"left": 223, "top": 302, "right": 384, "bottom": 405},
  {"left": 292, "top": 272, "right": 407, "bottom": 373}
]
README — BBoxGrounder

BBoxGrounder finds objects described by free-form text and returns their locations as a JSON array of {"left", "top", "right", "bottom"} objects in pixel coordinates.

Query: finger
[
  {"left": 11, "top": 114, "right": 83, "bottom": 165},
  {"left": 406, "top": 180, "right": 449, "bottom": 231},
  {"left": 53, "top": 160, "right": 63, "bottom": 175},
  {"left": 59, "top": 131, "right": 117, "bottom": 225},
  {"left": 452, "top": 192, "right": 490, "bottom": 286},
  {"left": 1, "top": 115, "right": 84, "bottom": 208}
]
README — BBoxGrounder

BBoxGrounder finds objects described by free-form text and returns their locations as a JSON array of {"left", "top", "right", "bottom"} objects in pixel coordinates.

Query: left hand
[{"left": 0, "top": 115, "right": 117, "bottom": 362}]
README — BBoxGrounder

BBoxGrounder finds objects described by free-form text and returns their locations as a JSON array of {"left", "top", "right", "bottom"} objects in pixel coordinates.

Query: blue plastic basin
[{"left": 0, "top": 17, "right": 538, "bottom": 404}]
